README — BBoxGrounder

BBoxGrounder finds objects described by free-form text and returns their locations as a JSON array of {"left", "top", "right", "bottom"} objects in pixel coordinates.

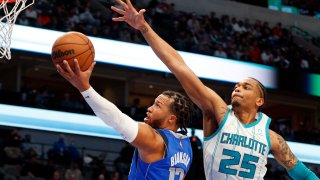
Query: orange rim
[{"left": 0, "top": 0, "right": 16, "bottom": 3}]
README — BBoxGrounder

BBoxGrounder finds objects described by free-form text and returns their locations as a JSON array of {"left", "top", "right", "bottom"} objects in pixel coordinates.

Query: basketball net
[{"left": 0, "top": 0, "right": 34, "bottom": 60}]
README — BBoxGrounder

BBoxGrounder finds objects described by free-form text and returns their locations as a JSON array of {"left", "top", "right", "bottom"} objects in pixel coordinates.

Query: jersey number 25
[{"left": 218, "top": 149, "right": 259, "bottom": 179}]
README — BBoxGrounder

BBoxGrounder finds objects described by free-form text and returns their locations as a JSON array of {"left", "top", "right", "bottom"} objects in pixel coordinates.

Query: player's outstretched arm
[
  {"left": 56, "top": 59, "right": 165, "bottom": 162},
  {"left": 269, "top": 130, "right": 319, "bottom": 180},
  {"left": 111, "top": 0, "right": 228, "bottom": 136}
]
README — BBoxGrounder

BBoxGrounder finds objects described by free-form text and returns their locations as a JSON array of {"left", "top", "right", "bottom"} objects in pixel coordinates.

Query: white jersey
[{"left": 203, "top": 106, "right": 271, "bottom": 180}]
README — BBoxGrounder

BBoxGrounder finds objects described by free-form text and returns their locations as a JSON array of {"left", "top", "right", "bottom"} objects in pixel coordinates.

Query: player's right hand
[
  {"left": 111, "top": 0, "right": 147, "bottom": 30},
  {"left": 56, "top": 59, "right": 95, "bottom": 92}
]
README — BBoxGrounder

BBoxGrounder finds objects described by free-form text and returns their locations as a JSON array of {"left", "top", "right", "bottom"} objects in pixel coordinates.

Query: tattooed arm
[
  {"left": 269, "top": 130, "right": 298, "bottom": 169},
  {"left": 270, "top": 130, "right": 319, "bottom": 179}
]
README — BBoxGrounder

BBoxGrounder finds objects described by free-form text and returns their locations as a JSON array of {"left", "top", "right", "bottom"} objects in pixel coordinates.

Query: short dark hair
[
  {"left": 248, "top": 77, "right": 267, "bottom": 111},
  {"left": 162, "top": 90, "right": 195, "bottom": 134}
]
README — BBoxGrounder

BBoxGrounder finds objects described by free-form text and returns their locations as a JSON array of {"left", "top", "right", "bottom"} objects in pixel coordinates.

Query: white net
[{"left": 0, "top": 0, "right": 34, "bottom": 60}]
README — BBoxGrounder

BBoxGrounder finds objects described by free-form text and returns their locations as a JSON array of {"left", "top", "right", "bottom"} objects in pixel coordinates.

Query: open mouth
[{"left": 144, "top": 117, "right": 150, "bottom": 122}]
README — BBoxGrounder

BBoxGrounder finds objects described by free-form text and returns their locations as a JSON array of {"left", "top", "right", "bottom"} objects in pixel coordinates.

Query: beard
[
  {"left": 231, "top": 99, "right": 241, "bottom": 109},
  {"left": 147, "top": 119, "right": 163, "bottom": 129}
]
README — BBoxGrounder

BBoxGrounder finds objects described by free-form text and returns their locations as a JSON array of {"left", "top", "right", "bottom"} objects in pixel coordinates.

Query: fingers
[
  {"left": 56, "top": 60, "right": 75, "bottom": 80},
  {"left": 73, "top": 59, "right": 81, "bottom": 75},
  {"left": 115, "top": 0, "right": 128, "bottom": 10},
  {"left": 139, "top": 9, "right": 146, "bottom": 16},
  {"left": 112, "top": 17, "right": 125, "bottom": 21},
  {"left": 126, "top": 0, "right": 133, "bottom": 8},
  {"left": 87, "top": 62, "right": 96, "bottom": 74},
  {"left": 56, "top": 64, "right": 70, "bottom": 80},
  {"left": 111, "top": 6, "right": 125, "bottom": 15},
  {"left": 56, "top": 64, "right": 65, "bottom": 76},
  {"left": 62, "top": 60, "right": 75, "bottom": 76}
]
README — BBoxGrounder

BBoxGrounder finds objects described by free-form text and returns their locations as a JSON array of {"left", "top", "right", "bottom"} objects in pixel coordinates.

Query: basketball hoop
[{"left": 0, "top": 0, "right": 34, "bottom": 60}]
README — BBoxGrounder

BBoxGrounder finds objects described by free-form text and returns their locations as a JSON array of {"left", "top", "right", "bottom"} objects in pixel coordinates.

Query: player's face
[
  {"left": 144, "top": 94, "right": 173, "bottom": 129},
  {"left": 231, "top": 78, "right": 263, "bottom": 110}
]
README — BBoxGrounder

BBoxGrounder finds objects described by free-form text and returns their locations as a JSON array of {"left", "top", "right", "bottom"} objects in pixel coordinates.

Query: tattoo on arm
[
  {"left": 275, "top": 134, "right": 297, "bottom": 169},
  {"left": 139, "top": 25, "right": 149, "bottom": 34}
]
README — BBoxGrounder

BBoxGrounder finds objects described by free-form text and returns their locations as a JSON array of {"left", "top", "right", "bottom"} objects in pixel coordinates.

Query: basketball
[{"left": 51, "top": 31, "right": 95, "bottom": 71}]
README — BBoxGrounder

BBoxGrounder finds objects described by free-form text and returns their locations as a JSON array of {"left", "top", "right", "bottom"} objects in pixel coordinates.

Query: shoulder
[
  {"left": 157, "top": 129, "right": 189, "bottom": 140},
  {"left": 133, "top": 123, "right": 164, "bottom": 151}
]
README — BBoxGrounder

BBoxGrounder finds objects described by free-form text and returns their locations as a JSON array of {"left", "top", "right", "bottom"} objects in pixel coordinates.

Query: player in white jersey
[
  {"left": 203, "top": 104, "right": 271, "bottom": 179},
  {"left": 110, "top": 0, "right": 319, "bottom": 179}
]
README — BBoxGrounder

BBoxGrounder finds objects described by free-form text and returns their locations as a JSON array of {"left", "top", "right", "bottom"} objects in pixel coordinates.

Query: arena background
[{"left": 0, "top": 0, "right": 319, "bottom": 179}]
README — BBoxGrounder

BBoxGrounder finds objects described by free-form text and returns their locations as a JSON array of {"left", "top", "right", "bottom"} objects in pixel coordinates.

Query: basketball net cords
[{"left": 0, "top": 0, "right": 34, "bottom": 59}]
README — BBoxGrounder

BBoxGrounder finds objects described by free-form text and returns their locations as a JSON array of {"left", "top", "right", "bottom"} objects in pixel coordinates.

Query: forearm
[
  {"left": 287, "top": 161, "right": 319, "bottom": 180},
  {"left": 81, "top": 87, "right": 138, "bottom": 143},
  {"left": 138, "top": 22, "right": 220, "bottom": 112},
  {"left": 270, "top": 131, "right": 319, "bottom": 179}
]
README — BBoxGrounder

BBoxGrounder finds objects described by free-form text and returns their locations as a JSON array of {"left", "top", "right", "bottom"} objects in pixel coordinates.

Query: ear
[
  {"left": 168, "top": 114, "right": 177, "bottom": 125},
  {"left": 256, "top": 97, "right": 264, "bottom": 108}
]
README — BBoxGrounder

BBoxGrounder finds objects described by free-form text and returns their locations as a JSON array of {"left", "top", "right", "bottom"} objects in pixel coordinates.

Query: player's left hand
[
  {"left": 111, "top": 0, "right": 146, "bottom": 30},
  {"left": 56, "top": 59, "right": 95, "bottom": 92}
]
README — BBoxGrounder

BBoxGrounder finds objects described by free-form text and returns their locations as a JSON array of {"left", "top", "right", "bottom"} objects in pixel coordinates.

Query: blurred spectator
[
  {"left": 187, "top": 13, "right": 201, "bottom": 34},
  {"left": 15, "top": 0, "right": 320, "bottom": 74},
  {"left": 66, "top": 139, "right": 81, "bottom": 163},
  {"left": 96, "top": 168, "right": 111, "bottom": 180},
  {"left": 47, "top": 134, "right": 68, "bottom": 165},
  {"left": 3, "top": 128, "right": 23, "bottom": 164},
  {"left": 24, "top": 6, "right": 38, "bottom": 26},
  {"left": 189, "top": 128, "right": 202, "bottom": 151},
  {"left": 37, "top": 11, "right": 52, "bottom": 28},
  {"left": 261, "top": 49, "right": 274, "bottom": 65},
  {"left": 18, "top": 14, "right": 30, "bottom": 26},
  {"left": 301, "top": 58, "right": 310, "bottom": 69},
  {"left": 282, "top": 126, "right": 295, "bottom": 141},
  {"left": 21, "top": 154, "right": 44, "bottom": 179},
  {"left": 65, "top": 161, "right": 83, "bottom": 180},
  {"left": 42, "top": 159, "right": 56, "bottom": 179},
  {"left": 114, "top": 142, "right": 134, "bottom": 179},
  {"left": 186, "top": 129, "right": 204, "bottom": 180},
  {"left": 61, "top": 93, "right": 75, "bottom": 112},
  {"left": 51, "top": 170, "right": 63, "bottom": 180},
  {"left": 129, "top": 98, "right": 140, "bottom": 118},
  {"left": 214, "top": 45, "right": 227, "bottom": 58},
  {"left": 35, "top": 86, "right": 54, "bottom": 108},
  {"left": 22, "top": 134, "right": 42, "bottom": 159},
  {"left": 248, "top": 41, "right": 262, "bottom": 63},
  {"left": 110, "top": 171, "right": 120, "bottom": 180}
]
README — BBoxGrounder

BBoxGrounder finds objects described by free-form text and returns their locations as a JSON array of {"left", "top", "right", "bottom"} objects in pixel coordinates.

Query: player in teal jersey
[{"left": 111, "top": 0, "right": 319, "bottom": 179}]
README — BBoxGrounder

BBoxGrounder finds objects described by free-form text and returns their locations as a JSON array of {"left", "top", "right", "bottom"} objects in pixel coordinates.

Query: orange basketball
[{"left": 51, "top": 31, "right": 95, "bottom": 71}]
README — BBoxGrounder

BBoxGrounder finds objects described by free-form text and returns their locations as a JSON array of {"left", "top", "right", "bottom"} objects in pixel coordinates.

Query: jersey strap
[{"left": 156, "top": 129, "right": 168, "bottom": 157}]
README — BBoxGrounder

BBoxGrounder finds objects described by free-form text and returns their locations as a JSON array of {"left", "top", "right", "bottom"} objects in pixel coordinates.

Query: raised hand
[
  {"left": 56, "top": 59, "right": 96, "bottom": 92},
  {"left": 111, "top": 0, "right": 146, "bottom": 30}
]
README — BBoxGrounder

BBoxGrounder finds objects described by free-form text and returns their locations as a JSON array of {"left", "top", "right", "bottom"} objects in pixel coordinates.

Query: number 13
[{"left": 169, "top": 167, "right": 184, "bottom": 180}]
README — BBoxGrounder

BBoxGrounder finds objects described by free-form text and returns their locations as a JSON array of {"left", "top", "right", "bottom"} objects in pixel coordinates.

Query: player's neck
[
  {"left": 233, "top": 107, "right": 257, "bottom": 124},
  {"left": 160, "top": 124, "right": 178, "bottom": 132}
]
